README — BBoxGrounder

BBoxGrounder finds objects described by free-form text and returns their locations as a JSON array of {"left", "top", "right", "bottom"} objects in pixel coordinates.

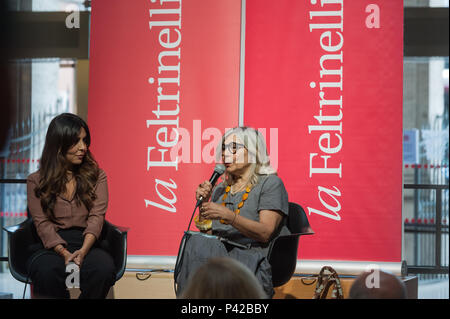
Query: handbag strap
[{"left": 313, "top": 266, "right": 344, "bottom": 299}]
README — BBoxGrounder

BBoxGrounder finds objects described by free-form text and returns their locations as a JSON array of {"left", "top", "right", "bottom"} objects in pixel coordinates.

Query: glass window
[
  {"left": 6, "top": 0, "right": 90, "bottom": 12},
  {"left": 403, "top": 56, "right": 449, "bottom": 279},
  {"left": 0, "top": 58, "right": 76, "bottom": 278},
  {"left": 405, "top": 0, "right": 449, "bottom": 7}
]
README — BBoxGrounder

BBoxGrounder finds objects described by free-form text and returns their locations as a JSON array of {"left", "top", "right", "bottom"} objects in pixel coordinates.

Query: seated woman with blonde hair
[{"left": 175, "top": 126, "right": 289, "bottom": 298}]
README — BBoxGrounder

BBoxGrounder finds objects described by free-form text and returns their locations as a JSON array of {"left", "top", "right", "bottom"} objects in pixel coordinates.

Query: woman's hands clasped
[
  {"left": 69, "top": 249, "right": 88, "bottom": 266},
  {"left": 60, "top": 248, "right": 88, "bottom": 267}
]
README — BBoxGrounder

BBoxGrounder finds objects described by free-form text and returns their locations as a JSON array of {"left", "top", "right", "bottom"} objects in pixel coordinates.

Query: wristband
[
  {"left": 56, "top": 246, "right": 66, "bottom": 256},
  {"left": 230, "top": 213, "right": 238, "bottom": 226}
]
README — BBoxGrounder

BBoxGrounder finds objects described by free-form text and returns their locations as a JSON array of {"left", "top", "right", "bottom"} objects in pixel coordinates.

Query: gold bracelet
[
  {"left": 194, "top": 215, "right": 212, "bottom": 231},
  {"left": 56, "top": 246, "right": 65, "bottom": 256},
  {"left": 230, "top": 213, "right": 238, "bottom": 226}
]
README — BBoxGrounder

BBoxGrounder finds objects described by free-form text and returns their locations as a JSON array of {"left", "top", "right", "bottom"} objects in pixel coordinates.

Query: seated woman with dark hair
[
  {"left": 175, "top": 126, "right": 290, "bottom": 298},
  {"left": 27, "top": 113, "right": 115, "bottom": 299}
]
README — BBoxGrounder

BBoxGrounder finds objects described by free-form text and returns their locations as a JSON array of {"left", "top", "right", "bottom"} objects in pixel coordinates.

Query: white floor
[
  {"left": 417, "top": 278, "right": 449, "bottom": 299},
  {"left": 0, "top": 272, "right": 30, "bottom": 299}
]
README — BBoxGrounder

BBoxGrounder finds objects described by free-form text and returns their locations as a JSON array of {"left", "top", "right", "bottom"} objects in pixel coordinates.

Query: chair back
[
  {"left": 3, "top": 219, "right": 129, "bottom": 283},
  {"left": 4, "top": 219, "right": 39, "bottom": 283},
  {"left": 98, "top": 221, "right": 129, "bottom": 282},
  {"left": 287, "top": 202, "right": 311, "bottom": 234},
  {"left": 268, "top": 202, "right": 313, "bottom": 287}
]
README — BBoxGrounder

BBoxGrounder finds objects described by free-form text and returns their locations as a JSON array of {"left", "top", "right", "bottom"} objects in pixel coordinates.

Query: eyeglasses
[{"left": 222, "top": 142, "right": 246, "bottom": 154}]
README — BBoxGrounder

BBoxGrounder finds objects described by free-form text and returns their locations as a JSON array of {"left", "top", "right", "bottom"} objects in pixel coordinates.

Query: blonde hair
[{"left": 216, "top": 126, "right": 276, "bottom": 186}]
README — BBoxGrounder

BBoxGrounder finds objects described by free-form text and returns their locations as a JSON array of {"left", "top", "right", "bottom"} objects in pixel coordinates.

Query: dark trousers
[{"left": 27, "top": 228, "right": 116, "bottom": 299}]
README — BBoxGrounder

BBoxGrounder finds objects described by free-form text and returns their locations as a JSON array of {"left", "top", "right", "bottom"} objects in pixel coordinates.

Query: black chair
[
  {"left": 3, "top": 218, "right": 129, "bottom": 285},
  {"left": 267, "top": 202, "right": 314, "bottom": 287}
]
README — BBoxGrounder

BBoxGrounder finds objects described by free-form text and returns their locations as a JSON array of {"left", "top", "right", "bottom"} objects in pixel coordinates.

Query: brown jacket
[{"left": 27, "top": 169, "right": 108, "bottom": 249}]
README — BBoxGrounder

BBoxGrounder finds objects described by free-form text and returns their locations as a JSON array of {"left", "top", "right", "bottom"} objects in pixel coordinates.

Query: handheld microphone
[
  {"left": 176, "top": 163, "right": 226, "bottom": 294},
  {"left": 195, "top": 163, "right": 226, "bottom": 207}
]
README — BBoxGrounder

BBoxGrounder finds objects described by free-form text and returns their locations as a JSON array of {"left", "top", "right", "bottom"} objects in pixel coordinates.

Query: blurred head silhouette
[
  {"left": 180, "top": 257, "right": 267, "bottom": 299},
  {"left": 349, "top": 269, "right": 407, "bottom": 299}
]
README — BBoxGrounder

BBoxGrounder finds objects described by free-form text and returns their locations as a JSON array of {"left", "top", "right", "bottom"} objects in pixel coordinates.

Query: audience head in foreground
[
  {"left": 349, "top": 269, "right": 407, "bottom": 299},
  {"left": 180, "top": 257, "right": 267, "bottom": 299}
]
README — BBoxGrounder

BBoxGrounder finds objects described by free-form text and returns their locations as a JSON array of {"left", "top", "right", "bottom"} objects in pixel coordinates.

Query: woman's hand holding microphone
[
  {"left": 196, "top": 181, "right": 234, "bottom": 224},
  {"left": 196, "top": 181, "right": 212, "bottom": 221}
]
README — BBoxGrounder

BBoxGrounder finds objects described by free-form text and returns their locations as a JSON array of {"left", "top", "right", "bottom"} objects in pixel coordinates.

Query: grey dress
[{"left": 175, "top": 174, "right": 289, "bottom": 298}]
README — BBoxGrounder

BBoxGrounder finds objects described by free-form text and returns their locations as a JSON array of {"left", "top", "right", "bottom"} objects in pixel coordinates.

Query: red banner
[
  {"left": 88, "top": 0, "right": 403, "bottom": 262},
  {"left": 244, "top": 0, "right": 403, "bottom": 261},
  {"left": 88, "top": 0, "right": 241, "bottom": 255}
]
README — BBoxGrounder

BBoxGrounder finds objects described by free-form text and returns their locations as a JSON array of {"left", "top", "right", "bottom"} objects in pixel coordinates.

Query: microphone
[
  {"left": 176, "top": 163, "right": 226, "bottom": 293},
  {"left": 195, "top": 163, "right": 226, "bottom": 207}
]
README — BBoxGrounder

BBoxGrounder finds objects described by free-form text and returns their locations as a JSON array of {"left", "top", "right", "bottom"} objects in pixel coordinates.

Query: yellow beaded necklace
[{"left": 220, "top": 184, "right": 252, "bottom": 224}]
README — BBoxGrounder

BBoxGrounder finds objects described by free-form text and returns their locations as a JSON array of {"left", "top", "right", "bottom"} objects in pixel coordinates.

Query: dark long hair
[{"left": 35, "top": 113, "right": 99, "bottom": 220}]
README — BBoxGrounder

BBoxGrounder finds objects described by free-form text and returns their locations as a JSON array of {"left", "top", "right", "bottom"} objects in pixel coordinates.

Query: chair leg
[
  {"left": 106, "top": 287, "right": 114, "bottom": 299},
  {"left": 67, "top": 287, "right": 114, "bottom": 299},
  {"left": 69, "top": 288, "right": 81, "bottom": 299}
]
